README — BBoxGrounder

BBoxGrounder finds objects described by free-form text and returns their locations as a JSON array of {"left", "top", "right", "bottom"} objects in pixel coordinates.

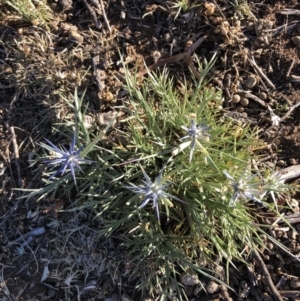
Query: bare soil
[{"left": 1, "top": 0, "right": 300, "bottom": 300}]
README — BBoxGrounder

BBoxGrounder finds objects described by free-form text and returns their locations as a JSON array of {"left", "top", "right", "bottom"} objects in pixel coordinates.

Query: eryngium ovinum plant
[
  {"left": 25, "top": 62, "right": 293, "bottom": 300},
  {"left": 96, "top": 66, "right": 292, "bottom": 300}
]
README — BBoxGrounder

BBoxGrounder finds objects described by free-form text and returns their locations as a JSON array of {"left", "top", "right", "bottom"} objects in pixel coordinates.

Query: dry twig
[
  {"left": 0, "top": 149, "right": 15, "bottom": 186},
  {"left": 280, "top": 101, "right": 300, "bottom": 122},
  {"left": 82, "top": 0, "right": 102, "bottom": 29},
  {"left": 280, "top": 9, "right": 300, "bottom": 16},
  {"left": 277, "top": 164, "right": 300, "bottom": 182},
  {"left": 99, "top": 0, "right": 111, "bottom": 33},
  {"left": 137, "top": 35, "right": 207, "bottom": 79},
  {"left": 281, "top": 212, "right": 300, "bottom": 224},
  {"left": 252, "top": 249, "right": 284, "bottom": 301},
  {"left": 6, "top": 123, "right": 22, "bottom": 188},
  {"left": 286, "top": 59, "right": 295, "bottom": 77},
  {"left": 287, "top": 75, "right": 300, "bottom": 83},
  {"left": 248, "top": 54, "right": 276, "bottom": 90},
  {"left": 244, "top": 92, "right": 266, "bottom": 107}
]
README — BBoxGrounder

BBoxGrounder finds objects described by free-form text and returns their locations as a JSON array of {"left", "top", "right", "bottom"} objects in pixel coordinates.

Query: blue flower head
[
  {"left": 180, "top": 115, "right": 210, "bottom": 162},
  {"left": 125, "top": 165, "right": 185, "bottom": 222},
  {"left": 42, "top": 133, "right": 94, "bottom": 184},
  {"left": 223, "top": 170, "right": 265, "bottom": 207}
]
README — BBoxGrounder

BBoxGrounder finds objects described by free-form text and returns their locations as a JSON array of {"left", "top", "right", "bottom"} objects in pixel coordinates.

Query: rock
[
  {"left": 240, "top": 97, "right": 249, "bottom": 107},
  {"left": 289, "top": 158, "right": 298, "bottom": 165},
  {"left": 245, "top": 74, "right": 257, "bottom": 88},
  {"left": 206, "top": 280, "right": 219, "bottom": 294},
  {"left": 60, "top": 23, "right": 83, "bottom": 44},
  {"left": 232, "top": 94, "right": 240, "bottom": 103},
  {"left": 83, "top": 115, "right": 94, "bottom": 130},
  {"left": 276, "top": 160, "right": 285, "bottom": 167},
  {"left": 180, "top": 273, "right": 200, "bottom": 286},
  {"left": 292, "top": 36, "right": 300, "bottom": 46},
  {"left": 236, "top": 105, "right": 244, "bottom": 113},
  {"left": 258, "top": 92, "right": 267, "bottom": 100},
  {"left": 97, "top": 111, "right": 119, "bottom": 127},
  {"left": 69, "top": 30, "right": 83, "bottom": 44}
]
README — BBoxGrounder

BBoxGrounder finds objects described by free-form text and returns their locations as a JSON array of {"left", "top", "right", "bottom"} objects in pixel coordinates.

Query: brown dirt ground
[{"left": 1, "top": 0, "right": 300, "bottom": 300}]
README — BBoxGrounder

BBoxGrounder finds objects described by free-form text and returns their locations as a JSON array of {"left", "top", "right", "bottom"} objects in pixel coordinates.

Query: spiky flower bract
[
  {"left": 180, "top": 117, "right": 210, "bottom": 162},
  {"left": 125, "top": 165, "right": 184, "bottom": 222},
  {"left": 41, "top": 132, "right": 94, "bottom": 184},
  {"left": 223, "top": 170, "right": 265, "bottom": 207}
]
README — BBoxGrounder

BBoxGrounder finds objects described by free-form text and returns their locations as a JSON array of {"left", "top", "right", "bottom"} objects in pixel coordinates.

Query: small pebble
[
  {"left": 206, "top": 280, "right": 219, "bottom": 294},
  {"left": 97, "top": 111, "right": 118, "bottom": 127},
  {"left": 236, "top": 105, "right": 244, "bottom": 113},
  {"left": 276, "top": 160, "right": 285, "bottom": 167},
  {"left": 289, "top": 158, "right": 298, "bottom": 165},
  {"left": 180, "top": 273, "right": 200, "bottom": 286},
  {"left": 120, "top": 10, "right": 126, "bottom": 19},
  {"left": 232, "top": 94, "right": 241, "bottom": 103},
  {"left": 105, "top": 91, "right": 114, "bottom": 102},
  {"left": 266, "top": 242, "right": 274, "bottom": 250},
  {"left": 240, "top": 97, "right": 249, "bottom": 107},
  {"left": 245, "top": 74, "right": 257, "bottom": 88},
  {"left": 256, "top": 36, "right": 266, "bottom": 44},
  {"left": 258, "top": 92, "right": 267, "bottom": 100},
  {"left": 69, "top": 30, "right": 83, "bottom": 44},
  {"left": 83, "top": 115, "right": 94, "bottom": 130},
  {"left": 292, "top": 36, "right": 300, "bottom": 46}
]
